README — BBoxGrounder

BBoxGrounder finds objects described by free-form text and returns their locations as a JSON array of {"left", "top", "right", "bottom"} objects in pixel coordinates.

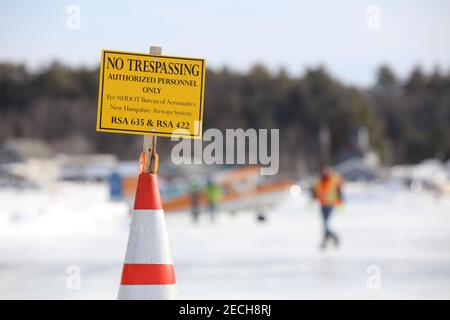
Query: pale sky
[{"left": 1, "top": 0, "right": 449, "bottom": 86}]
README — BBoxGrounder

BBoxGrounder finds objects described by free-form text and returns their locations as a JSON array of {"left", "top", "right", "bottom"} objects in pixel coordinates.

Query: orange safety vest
[{"left": 314, "top": 175, "right": 342, "bottom": 207}]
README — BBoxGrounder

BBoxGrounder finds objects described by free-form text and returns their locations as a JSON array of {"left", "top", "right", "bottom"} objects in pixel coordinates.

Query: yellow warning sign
[{"left": 97, "top": 50, "right": 206, "bottom": 138}]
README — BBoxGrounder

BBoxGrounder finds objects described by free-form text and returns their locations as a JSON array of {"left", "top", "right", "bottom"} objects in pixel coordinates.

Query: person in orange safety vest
[{"left": 312, "top": 167, "right": 344, "bottom": 250}]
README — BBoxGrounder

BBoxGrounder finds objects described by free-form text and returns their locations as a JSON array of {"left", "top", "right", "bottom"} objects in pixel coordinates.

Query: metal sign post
[{"left": 142, "top": 46, "right": 162, "bottom": 173}]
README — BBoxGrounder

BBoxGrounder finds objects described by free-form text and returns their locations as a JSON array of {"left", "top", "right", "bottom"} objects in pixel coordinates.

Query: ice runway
[{"left": 0, "top": 182, "right": 449, "bottom": 299}]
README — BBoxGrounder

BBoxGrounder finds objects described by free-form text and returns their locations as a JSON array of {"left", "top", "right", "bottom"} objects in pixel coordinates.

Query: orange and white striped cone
[{"left": 117, "top": 172, "right": 176, "bottom": 299}]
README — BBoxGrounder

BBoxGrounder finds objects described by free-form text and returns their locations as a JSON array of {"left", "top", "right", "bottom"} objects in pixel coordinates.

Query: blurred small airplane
[
  {"left": 161, "top": 166, "right": 294, "bottom": 218},
  {"left": 120, "top": 165, "right": 294, "bottom": 218}
]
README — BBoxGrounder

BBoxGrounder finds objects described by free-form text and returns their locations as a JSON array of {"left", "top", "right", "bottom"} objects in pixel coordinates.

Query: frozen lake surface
[{"left": 0, "top": 182, "right": 449, "bottom": 299}]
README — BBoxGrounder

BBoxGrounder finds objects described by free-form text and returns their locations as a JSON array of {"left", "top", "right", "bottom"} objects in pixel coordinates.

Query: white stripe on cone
[
  {"left": 118, "top": 285, "right": 177, "bottom": 300},
  {"left": 124, "top": 209, "right": 172, "bottom": 264}
]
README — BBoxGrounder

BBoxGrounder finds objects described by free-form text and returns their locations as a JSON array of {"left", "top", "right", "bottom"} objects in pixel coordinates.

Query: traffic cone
[{"left": 117, "top": 172, "right": 176, "bottom": 299}]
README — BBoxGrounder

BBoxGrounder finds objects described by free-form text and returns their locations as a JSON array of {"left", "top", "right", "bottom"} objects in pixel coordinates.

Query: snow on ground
[{"left": 0, "top": 181, "right": 449, "bottom": 299}]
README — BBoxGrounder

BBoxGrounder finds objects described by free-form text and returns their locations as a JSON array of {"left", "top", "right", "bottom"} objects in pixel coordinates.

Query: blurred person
[
  {"left": 108, "top": 171, "right": 123, "bottom": 201},
  {"left": 189, "top": 181, "right": 201, "bottom": 224},
  {"left": 312, "top": 167, "right": 344, "bottom": 250},
  {"left": 205, "top": 178, "right": 223, "bottom": 223}
]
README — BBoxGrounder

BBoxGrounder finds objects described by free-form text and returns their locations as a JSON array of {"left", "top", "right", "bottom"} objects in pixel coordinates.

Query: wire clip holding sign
[{"left": 141, "top": 135, "right": 159, "bottom": 174}]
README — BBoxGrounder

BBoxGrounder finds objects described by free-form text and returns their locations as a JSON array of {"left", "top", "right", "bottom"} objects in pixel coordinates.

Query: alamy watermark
[
  {"left": 66, "top": 5, "right": 81, "bottom": 31},
  {"left": 366, "top": 5, "right": 381, "bottom": 31},
  {"left": 366, "top": 265, "right": 381, "bottom": 290},
  {"left": 66, "top": 265, "right": 81, "bottom": 290},
  {"left": 171, "top": 125, "right": 279, "bottom": 175}
]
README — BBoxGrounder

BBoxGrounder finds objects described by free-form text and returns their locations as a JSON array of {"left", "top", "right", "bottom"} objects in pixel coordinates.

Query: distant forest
[{"left": 0, "top": 62, "right": 449, "bottom": 173}]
